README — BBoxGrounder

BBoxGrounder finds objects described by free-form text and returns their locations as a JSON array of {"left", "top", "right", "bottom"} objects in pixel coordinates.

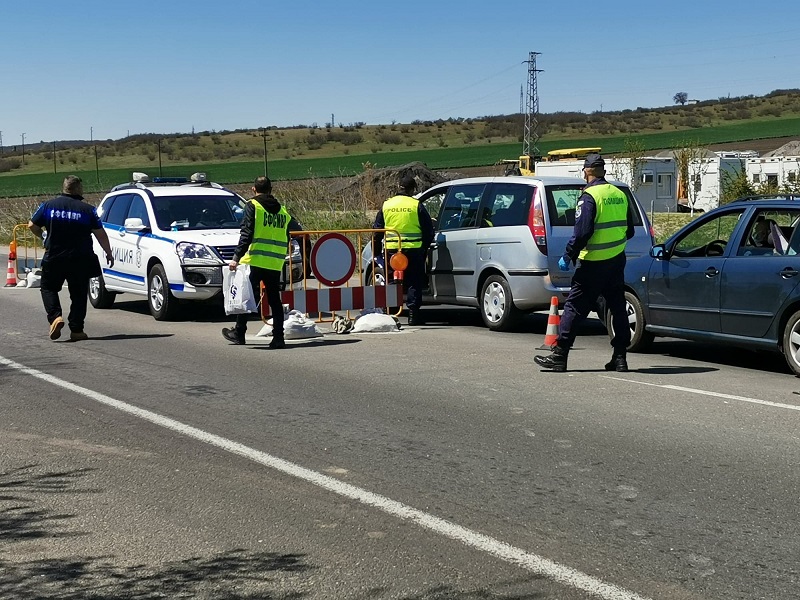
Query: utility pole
[
  {"left": 21, "top": 133, "right": 26, "bottom": 164},
  {"left": 52, "top": 141, "right": 57, "bottom": 173},
  {"left": 523, "top": 51, "right": 542, "bottom": 160},
  {"left": 0, "top": 130, "right": 3, "bottom": 154},
  {"left": 260, "top": 127, "right": 269, "bottom": 177},
  {"left": 519, "top": 85, "right": 524, "bottom": 115},
  {"left": 157, "top": 138, "right": 163, "bottom": 177}
]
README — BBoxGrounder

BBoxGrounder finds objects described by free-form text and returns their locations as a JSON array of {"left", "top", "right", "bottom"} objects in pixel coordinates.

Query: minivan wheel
[
  {"left": 148, "top": 263, "right": 180, "bottom": 321},
  {"left": 88, "top": 274, "right": 116, "bottom": 309},
  {"left": 607, "top": 291, "right": 654, "bottom": 352},
  {"left": 365, "top": 264, "right": 386, "bottom": 287},
  {"left": 480, "top": 275, "right": 522, "bottom": 331},
  {"left": 781, "top": 310, "right": 800, "bottom": 375}
]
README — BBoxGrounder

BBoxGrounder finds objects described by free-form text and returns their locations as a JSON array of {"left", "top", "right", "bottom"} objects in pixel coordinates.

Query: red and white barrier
[{"left": 263, "top": 284, "right": 404, "bottom": 317}]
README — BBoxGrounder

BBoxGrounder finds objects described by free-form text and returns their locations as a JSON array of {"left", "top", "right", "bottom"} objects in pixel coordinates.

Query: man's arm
[
  {"left": 562, "top": 193, "right": 597, "bottom": 264},
  {"left": 28, "top": 221, "right": 43, "bottom": 239},
  {"left": 230, "top": 201, "right": 255, "bottom": 269},
  {"left": 625, "top": 201, "right": 636, "bottom": 240},
  {"left": 92, "top": 228, "right": 115, "bottom": 267},
  {"left": 418, "top": 202, "right": 435, "bottom": 248},
  {"left": 372, "top": 204, "right": 386, "bottom": 247}
]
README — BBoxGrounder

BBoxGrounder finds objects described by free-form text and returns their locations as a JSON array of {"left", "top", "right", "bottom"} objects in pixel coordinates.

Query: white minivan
[{"left": 364, "top": 175, "right": 653, "bottom": 331}]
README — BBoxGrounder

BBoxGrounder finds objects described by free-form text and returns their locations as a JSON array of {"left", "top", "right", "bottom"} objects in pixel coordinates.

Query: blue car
[{"left": 607, "top": 195, "right": 800, "bottom": 374}]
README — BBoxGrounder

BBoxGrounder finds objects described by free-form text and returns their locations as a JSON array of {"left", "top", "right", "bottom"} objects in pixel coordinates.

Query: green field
[{"left": 2, "top": 113, "right": 800, "bottom": 199}]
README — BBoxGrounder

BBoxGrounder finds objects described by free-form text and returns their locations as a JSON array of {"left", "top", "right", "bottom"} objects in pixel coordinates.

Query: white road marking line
[
  {"left": 1, "top": 355, "right": 651, "bottom": 600},
  {"left": 604, "top": 376, "right": 800, "bottom": 412}
]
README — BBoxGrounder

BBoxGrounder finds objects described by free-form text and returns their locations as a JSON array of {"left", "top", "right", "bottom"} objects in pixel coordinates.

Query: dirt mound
[
  {"left": 333, "top": 161, "right": 448, "bottom": 209},
  {"left": 763, "top": 140, "right": 800, "bottom": 157}
]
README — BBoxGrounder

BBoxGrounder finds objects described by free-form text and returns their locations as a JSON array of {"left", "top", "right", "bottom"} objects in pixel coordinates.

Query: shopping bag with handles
[{"left": 223, "top": 264, "right": 257, "bottom": 315}]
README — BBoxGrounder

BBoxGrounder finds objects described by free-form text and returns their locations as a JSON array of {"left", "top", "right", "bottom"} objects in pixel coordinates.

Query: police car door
[
  {"left": 429, "top": 183, "right": 487, "bottom": 300},
  {"left": 100, "top": 193, "right": 139, "bottom": 292}
]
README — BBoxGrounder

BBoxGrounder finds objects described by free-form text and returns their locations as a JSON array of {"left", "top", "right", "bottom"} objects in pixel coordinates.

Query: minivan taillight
[{"left": 528, "top": 192, "right": 547, "bottom": 254}]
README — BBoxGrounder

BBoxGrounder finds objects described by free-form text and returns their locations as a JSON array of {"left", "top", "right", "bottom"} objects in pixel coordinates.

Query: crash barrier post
[
  {"left": 11, "top": 223, "right": 44, "bottom": 285},
  {"left": 259, "top": 228, "right": 405, "bottom": 324},
  {"left": 538, "top": 296, "right": 560, "bottom": 349}
]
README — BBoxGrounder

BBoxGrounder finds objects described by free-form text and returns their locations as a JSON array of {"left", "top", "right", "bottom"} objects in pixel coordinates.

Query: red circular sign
[{"left": 309, "top": 232, "right": 356, "bottom": 287}]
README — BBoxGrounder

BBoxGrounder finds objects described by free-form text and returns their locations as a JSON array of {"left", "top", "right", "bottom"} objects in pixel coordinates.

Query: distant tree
[
  {"left": 673, "top": 92, "right": 689, "bottom": 106},
  {"left": 673, "top": 139, "right": 712, "bottom": 215}
]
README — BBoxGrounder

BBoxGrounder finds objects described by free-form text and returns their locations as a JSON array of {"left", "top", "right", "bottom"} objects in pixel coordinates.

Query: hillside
[{"left": 1, "top": 90, "right": 800, "bottom": 197}]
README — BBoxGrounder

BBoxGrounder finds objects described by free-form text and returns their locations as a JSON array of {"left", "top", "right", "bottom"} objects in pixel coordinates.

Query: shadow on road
[{"left": 1, "top": 465, "right": 547, "bottom": 599}]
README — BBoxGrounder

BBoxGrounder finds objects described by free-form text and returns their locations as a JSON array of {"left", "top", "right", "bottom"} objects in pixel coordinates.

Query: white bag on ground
[
  {"left": 25, "top": 269, "right": 42, "bottom": 288},
  {"left": 222, "top": 264, "right": 257, "bottom": 315},
  {"left": 353, "top": 312, "right": 400, "bottom": 333},
  {"left": 255, "top": 310, "right": 322, "bottom": 339}
]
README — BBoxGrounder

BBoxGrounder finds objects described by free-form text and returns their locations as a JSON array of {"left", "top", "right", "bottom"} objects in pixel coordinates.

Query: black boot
[
  {"left": 534, "top": 345, "right": 568, "bottom": 372},
  {"left": 222, "top": 327, "right": 245, "bottom": 345},
  {"left": 604, "top": 353, "right": 629, "bottom": 372},
  {"left": 407, "top": 308, "right": 424, "bottom": 326},
  {"left": 269, "top": 333, "right": 286, "bottom": 349}
]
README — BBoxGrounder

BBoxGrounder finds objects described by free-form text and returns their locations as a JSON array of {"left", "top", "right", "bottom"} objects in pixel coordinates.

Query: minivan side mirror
[{"left": 650, "top": 244, "right": 667, "bottom": 259}]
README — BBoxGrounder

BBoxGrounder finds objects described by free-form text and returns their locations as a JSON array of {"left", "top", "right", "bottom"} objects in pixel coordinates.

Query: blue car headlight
[{"left": 175, "top": 242, "right": 220, "bottom": 265}]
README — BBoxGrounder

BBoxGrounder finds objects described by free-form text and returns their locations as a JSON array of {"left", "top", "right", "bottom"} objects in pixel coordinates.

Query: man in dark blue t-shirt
[{"left": 28, "top": 176, "right": 114, "bottom": 341}]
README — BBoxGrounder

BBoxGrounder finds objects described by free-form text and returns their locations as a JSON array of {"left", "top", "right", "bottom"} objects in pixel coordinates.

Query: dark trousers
[
  {"left": 234, "top": 265, "right": 284, "bottom": 338},
  {"left": 388, "top": 247, "right": 426, "bottom": 310},
  {"left": 40, "top": 257, "right": 92, "bottom": 332},
  {"left": 557, "top": 252, "right": 630, "bottom": 353}
]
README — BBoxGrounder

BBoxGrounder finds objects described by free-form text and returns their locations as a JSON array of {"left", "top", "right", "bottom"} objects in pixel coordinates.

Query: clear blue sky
[{"left": 2, "top": 0, "right": 798, "bottom": 145}]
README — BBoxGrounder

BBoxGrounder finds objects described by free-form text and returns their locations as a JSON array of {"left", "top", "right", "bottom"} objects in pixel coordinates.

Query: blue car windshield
[{"left": 151, "top": 195, "right": 244, "bottom": 231}]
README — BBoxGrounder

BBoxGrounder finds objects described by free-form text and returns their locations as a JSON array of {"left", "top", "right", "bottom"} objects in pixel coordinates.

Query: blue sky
[{"left": 2, "top": 0, "right": 798, "bottom": 144}]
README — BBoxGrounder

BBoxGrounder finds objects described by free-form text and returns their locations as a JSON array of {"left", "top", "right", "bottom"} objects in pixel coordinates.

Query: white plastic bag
[{"left": 222, "top": 264, "right": 257, "bottom": 315}]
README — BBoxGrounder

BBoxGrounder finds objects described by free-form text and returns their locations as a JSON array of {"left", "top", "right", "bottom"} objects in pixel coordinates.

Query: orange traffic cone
[
  {"left": 4, "top": 243, "right": 17, "bottom": 287},
  {"left": 4, "top": 259, "right": 17, "bottom": 287},
  {"left": 538, "top": 296, "right": 560, "bottom": 349}
]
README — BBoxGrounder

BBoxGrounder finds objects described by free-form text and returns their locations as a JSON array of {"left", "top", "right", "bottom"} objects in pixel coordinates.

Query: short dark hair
[
  {"left": 399, "top": 174, "right": 416, "bottom": 192},
  {"left": 62, "top": 175, "right": 83, "bottom": 195},
  {"left": 253, "top": 176, "right": 272, "bottom": 194}
]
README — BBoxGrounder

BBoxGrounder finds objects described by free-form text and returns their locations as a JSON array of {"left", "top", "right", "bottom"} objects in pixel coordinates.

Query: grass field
[{"left": 3, "top": 114, "right": 800, "bottom": 199}]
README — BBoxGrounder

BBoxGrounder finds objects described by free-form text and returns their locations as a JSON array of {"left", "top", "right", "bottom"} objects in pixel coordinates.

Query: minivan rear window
[{"left": 546, "top": 185, "right": 643, "bottom": 227}]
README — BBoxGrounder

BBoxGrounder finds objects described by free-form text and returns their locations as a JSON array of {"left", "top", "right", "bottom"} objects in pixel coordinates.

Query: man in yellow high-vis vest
[
  {"left": 535, "top": 153, "right": 635, "bottom": 372},
  {"left": 222, "top": 176, "right": 303, "bottom": 348},
  {"left": 372, "top": 174, "right": 434, "bottom": 325}
]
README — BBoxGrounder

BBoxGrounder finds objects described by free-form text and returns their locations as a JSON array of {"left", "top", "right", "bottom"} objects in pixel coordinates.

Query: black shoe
[
  {"left": 534, "top": 346, "right": 568, "bottom": 371},
  {"left": 269, "top": 337, "right": 286, "bottom": 349},
  {"left": 222, "top": 327, "right": 245, "bottom": 345},
  {"left": 604, "top": 354, "right": 629, "bottom": 372}
]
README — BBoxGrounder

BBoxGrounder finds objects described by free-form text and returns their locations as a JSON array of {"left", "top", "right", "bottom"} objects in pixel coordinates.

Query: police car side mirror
[
  {"left": 650, "top": 244, "right": 666, "bottom": 260},
  {"left": 124, "top": 217, "right": 149, "bottom": 233}
]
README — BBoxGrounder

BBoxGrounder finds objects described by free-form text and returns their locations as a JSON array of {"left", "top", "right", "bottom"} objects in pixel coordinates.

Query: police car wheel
[
  {"left": 480, "top": 274, "right": 522, "bottom": 332},
  {"left": 148, "top": 264, "right": 180, "bottom": 321},
  {"left": 88, "top": 275, "right": 116, "bottom": 309},
  {"left": 607, "top": 291, "right": 653, "bottom": 352},
  {"left": 781, "top": 309, "right": 800, "bottom": 375}
]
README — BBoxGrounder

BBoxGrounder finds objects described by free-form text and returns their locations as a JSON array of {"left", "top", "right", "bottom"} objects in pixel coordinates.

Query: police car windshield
[{"left": 151, "top": 195, "right": 244, "bottom": 231}]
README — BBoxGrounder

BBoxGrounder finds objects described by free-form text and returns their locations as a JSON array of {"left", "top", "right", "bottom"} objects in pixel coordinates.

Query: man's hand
[
  {"left": 558, "top": 256, "right": 570, "bottom": 271},
  {"left": 228, "top": 260, "right": 239, "bottom": 271},
  {"left": 105, "top": 251, "right": 114, "bottom": 267}
]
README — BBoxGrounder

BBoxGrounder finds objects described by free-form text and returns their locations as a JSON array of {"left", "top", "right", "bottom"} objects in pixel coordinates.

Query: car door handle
[
  {"left": 704, "top": 267, "right": 719, "bottom": 278},
  {"left": 780, "top": 267, "right": 799, "bottom": 279}
]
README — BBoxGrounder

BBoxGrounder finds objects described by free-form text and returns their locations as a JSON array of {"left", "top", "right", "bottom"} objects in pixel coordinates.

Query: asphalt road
[{"left": 1, "top": 282, "right": 799, "bottom": 600}]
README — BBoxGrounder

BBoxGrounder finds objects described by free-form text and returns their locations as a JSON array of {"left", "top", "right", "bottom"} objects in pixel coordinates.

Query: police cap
[{"left": 583, "top": 153, "right": 605, "bottom": 169}]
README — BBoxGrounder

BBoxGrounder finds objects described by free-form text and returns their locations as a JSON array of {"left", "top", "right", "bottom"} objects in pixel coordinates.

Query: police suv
[{"left": 88, "top": 172, "right": 249, "bottom": 320}]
